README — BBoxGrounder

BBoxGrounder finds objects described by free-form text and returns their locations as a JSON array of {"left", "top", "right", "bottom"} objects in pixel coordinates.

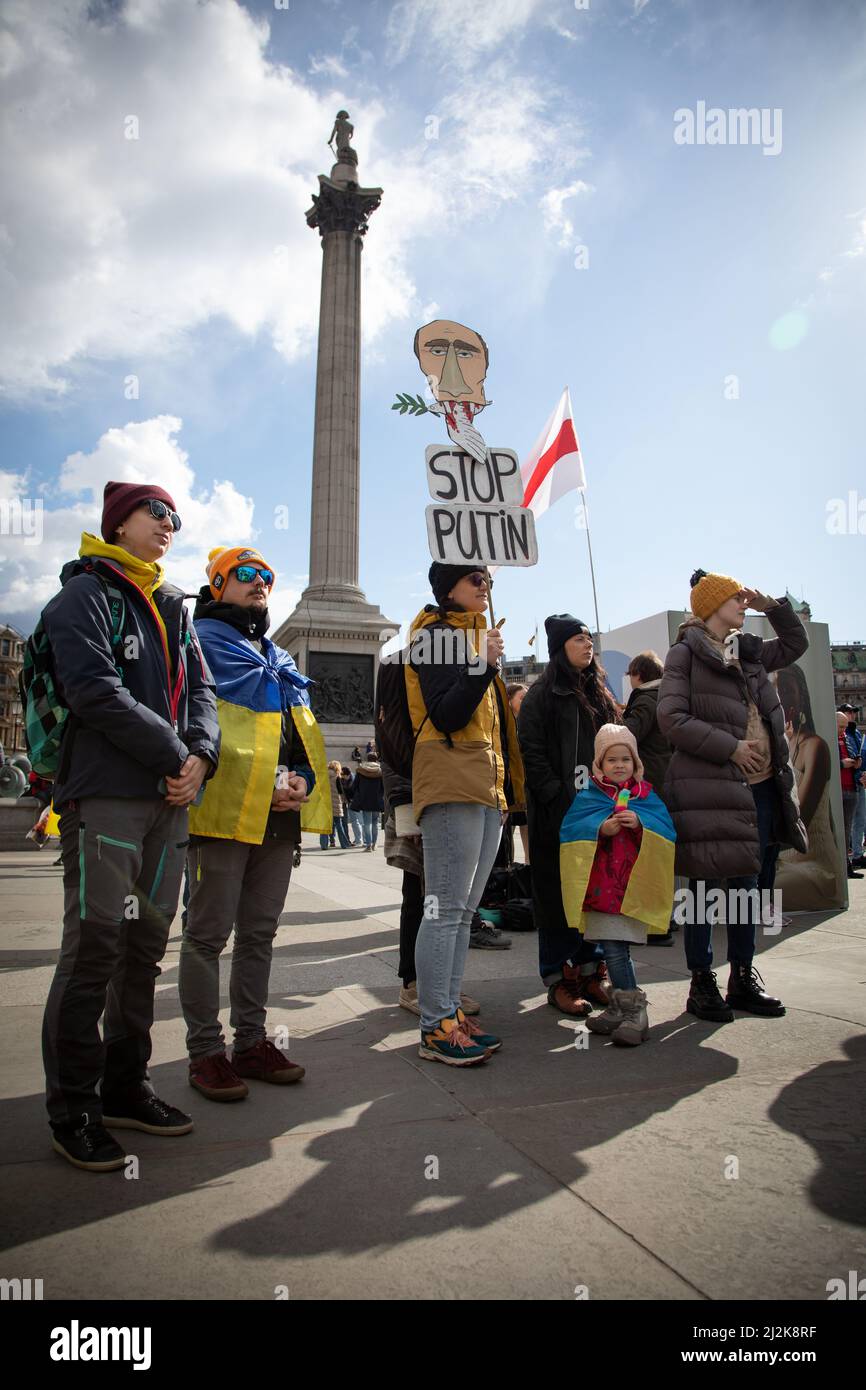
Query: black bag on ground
[{"left": 501, "top": 898, "right": 536, "bottom": 932}]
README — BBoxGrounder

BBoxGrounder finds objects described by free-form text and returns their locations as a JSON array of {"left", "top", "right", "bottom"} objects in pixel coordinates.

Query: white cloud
[
  {"left": 539, "top": 180, "right": 594, "bottom": 248},
  {"left": 309, "top": 54, "right": 349, "bottom": 78},
  {"left": 385, "top": 0, "right": 544, "bottom": 67},
  {"left": 0, "top": 0, "right": 586, "bottom": 399},
  {"left": 0, "top": 415, "right": 301, "bottom": 631}
]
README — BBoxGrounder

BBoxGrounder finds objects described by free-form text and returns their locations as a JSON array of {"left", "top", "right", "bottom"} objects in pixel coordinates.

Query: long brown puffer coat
[{"left": 657, "top": 600, "right": 808, "bottom": 879}]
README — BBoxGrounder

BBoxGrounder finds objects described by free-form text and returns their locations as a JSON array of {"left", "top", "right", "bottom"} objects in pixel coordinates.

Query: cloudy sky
[{"left": 1, "top": 0, "right": 864, "bottom": 652}]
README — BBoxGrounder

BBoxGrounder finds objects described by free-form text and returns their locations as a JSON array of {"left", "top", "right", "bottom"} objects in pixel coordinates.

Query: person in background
[
  {"left": 622, "top": 650, "right": 675, "bottom": 946},
  {"left": 517, "top": 615, "right": 619, "bottom": 1019},
  {"left": 40, "top": 481, "right": 219, "bottom": 1172},
  {"left": 658, "top": 570, "right": 808, "bottom": 1022},
  {"left": 179, "top": 545, "right": 329, "bottom": 1101},
  {"left": 321, "top": 759, "right": 350, "bottom": 849},
  {"left": 840, "top": 704, "right": 865, "bottom": 869},
  {"left": 339, "top": 764, "right": 362, "bottom": 845},
  {"left": 351, "top": 751, "right": 384, "bottom": 850},
  {"left": 505, "top": 683, "right": 530, "bottom": 863},
  {"left": 837, "top": 711, "right": 863, "bottom": 879}
]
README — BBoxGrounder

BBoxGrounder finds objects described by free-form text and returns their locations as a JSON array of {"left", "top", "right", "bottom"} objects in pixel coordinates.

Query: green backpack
[{"left": 18, "top": 578, "right": 126, "bottom": 777}]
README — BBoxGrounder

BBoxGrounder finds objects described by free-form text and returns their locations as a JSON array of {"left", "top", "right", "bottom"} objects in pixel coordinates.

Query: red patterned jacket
[{"left": 581, "top": 776, "right": 650, "bottom": 915}]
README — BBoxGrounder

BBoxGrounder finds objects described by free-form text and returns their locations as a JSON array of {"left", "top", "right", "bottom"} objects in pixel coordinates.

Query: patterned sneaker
[
  {"left": 456, "top": 1007, "right": 502, "bottom": 1052},
  {"left": 232, "top": 1038, "right": 306, "bottom": 1084},
  {"left": 189, "top": 1053, "right": 249, "bottom": 1102},
  {"left": 101, "top": 1087, "right": 193, "bottom": 1136},
  {"left": 418, "top": 1014, "right": 490, "bottom": 1066}
]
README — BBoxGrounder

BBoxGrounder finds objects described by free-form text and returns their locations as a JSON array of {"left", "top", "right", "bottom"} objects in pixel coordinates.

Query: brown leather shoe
[
  {"left": 189, "top": 1053, "right": 249, "bottom": 1102},
  {"left": 232, "top": 1038, "right": 305, "bottom": 1085},
  {"left": 580, "top": 962, "right": 611, "bottom": 1010},
  {"left": 547, "top": 964, "right": 592, "bottom": 1018}
]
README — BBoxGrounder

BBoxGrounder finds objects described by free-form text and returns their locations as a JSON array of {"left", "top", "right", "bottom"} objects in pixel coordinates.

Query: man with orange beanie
[
  {"left": 177, "top": 545, "right": 329, "bottom": 1101},
  {"left": 658, "top": 569, "right": 808, "bottom": 1023}
]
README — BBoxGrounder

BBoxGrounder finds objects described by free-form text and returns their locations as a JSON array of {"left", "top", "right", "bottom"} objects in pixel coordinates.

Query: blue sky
[{"left": 1, "top": 0, "right": 864, "bottom": 652}]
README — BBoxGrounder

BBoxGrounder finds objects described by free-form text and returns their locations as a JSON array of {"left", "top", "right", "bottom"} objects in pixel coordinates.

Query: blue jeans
[
  {"left": 346, "top": 809, "right": 363, "bottom": 845},
  {"left": 416, "top": 802, "right": 502, "bottom": 1032},
  {"left": 685, "top": 776, "right": 778, "bottom": 971},
  {"left": 360, "top": 810, "right": 379, "bottom": 847},
  {"left": 601, "top": 938, "right": 637, "bottom": 990},
  {"left": 851, "top": 785, "right": 866, "bottom": 859}
]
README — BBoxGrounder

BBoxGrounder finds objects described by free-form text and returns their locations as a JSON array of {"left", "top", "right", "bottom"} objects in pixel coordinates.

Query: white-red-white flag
[{"left": 520, "top": 387, "right": 586, "bottom": 518}]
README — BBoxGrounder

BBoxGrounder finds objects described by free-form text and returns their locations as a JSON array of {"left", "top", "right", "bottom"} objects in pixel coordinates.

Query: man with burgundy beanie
[{"left": 40, "top": 481, "right": 220, "bottom": 1171}]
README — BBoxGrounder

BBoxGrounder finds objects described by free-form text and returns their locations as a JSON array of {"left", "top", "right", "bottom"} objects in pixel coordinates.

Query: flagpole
[{"left": 581, "top": 487, "right": 602, "bottom": 654}]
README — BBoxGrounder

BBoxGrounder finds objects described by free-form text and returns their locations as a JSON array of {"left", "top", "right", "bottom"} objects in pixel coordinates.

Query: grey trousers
[
  {"left": 178, "top": 836, "right": 293, "bottom": 1059},
  {"left": 43, "top": 797, "right": 188, "bottom": 1127}
]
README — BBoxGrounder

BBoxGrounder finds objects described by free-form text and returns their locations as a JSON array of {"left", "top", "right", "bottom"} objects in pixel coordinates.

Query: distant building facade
[
  {"left": 0, "top": 624, "right": 26, "bottom": 757},
  {"left": 832, "top": 642, "right": 866, "bottom": 730},
  {"left": 501, "top": 654, "right": 546, "bottom": 688}
]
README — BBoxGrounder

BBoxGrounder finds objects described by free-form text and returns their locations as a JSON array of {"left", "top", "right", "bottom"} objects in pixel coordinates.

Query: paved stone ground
[{"left": 0, "top": 838, "right": 864, "bottom": 1301}]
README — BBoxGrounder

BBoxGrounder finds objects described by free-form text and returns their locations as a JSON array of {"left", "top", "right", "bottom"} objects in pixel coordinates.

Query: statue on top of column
[{"left": 328, "top": 110, "right": 357, "bottom": 167}]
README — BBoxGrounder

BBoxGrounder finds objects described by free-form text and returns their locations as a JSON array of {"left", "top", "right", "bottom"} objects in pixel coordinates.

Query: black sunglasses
[
  {"left": 142, "top": 498, "right": 181, "bottom": 532},
  {"left": 467, "top": 572, "right": 490, "bottom": 589}
]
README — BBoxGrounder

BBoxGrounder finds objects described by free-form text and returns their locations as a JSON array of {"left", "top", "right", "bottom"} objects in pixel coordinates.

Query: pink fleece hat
[{"left": 592, "top": 724, "right": 644, "bottom": 782}]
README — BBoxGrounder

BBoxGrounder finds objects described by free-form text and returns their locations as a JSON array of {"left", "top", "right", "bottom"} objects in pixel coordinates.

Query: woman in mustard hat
[{"left": 658, "top": 569, "right": 808, "bottom": 1023}]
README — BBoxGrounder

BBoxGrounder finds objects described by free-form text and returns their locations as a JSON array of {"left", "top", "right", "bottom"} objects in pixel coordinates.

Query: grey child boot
[{"left": 610, "top": 988, "right": 649, "bottom": 1046}]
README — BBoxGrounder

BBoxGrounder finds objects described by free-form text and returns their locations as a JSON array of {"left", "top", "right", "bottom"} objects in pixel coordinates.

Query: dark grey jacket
[
  {"left": 657, "top": 600, "right": 808, "bottom": 879},
  {"left": 622, "top": 680, "right": 671, "bottom": 798}
]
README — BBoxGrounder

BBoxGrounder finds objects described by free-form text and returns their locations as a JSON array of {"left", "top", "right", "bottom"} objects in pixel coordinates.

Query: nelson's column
[{"left": 274, "top": 112, "right": 398, "bottom": 761}]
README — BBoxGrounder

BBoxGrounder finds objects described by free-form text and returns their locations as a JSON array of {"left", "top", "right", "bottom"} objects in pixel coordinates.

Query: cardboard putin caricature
[{"left": 391, "top": 318, "right": 492, "bottom": 464}]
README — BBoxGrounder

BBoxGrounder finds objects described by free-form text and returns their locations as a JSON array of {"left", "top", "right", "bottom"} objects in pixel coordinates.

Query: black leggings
[{"left": 398, "top": 870, "right": 424, "bottom": 987}]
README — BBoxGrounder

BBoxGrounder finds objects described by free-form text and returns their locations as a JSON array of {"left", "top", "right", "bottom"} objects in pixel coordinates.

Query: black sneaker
[
  {"left": 847, "top": 864, "right": 863, "bottom": 879},
  {"left": 102, "top": 1087, "right": 194, "bottom": 1136},
  {"left": 726, "top": 963, "right": 786, "bottom": 1017},
  {"left": 647, "top": 930, "right": 674, "bottom": 947},
  {"left": 687, "top": 969, "right": 734, "bottom": 1022},
  {"left": 469, "top": 913, "right": 512, "bottom": 950},
  {"left": 51, "top": 1115, "right": 127, "bottom": 1172}
]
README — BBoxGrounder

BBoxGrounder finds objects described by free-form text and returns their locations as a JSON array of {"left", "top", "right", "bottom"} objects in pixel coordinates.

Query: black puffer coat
[
  {"left": 657, "top": 601, "right": 808, "bottom": 879},
  {"left": 517, "top": 666, "right": 618, "bottom": 935}
]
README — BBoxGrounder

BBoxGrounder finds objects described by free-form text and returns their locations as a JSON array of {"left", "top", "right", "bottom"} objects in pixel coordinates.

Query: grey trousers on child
[{"left": 178, "top": 837, "right": 293, "bottom": 1059}]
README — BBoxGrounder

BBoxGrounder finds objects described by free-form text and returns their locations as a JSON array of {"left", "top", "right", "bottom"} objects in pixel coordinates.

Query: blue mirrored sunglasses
[
  {"left": 233, "top": 564, "right": 274, "bottom": 587},
  {"left": 142, "top": 498, "right": 181, "bottom": 532}
]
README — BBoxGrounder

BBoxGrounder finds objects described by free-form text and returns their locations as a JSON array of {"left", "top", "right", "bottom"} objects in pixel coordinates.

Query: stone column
[{"left": 273, "top": 119, "right": 398, "bottom": 764}]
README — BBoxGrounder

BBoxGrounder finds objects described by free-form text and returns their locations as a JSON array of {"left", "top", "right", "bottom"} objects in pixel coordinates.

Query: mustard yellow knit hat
[
  {"left": 206, "top": 545, "right": 274, "bottom": 599},
  {"left": 689, "top": 568, "right": 742, "bottom": 622}
]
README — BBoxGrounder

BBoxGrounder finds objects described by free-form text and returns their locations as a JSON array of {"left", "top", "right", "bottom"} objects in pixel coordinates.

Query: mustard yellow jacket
[{"left": 405, "top": 606, "right": 525, "bottom": 823}]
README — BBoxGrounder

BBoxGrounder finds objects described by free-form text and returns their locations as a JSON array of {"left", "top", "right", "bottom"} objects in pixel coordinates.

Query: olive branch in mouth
[{"left": 390, "top": 392, "right": 430, "bottom": 416}]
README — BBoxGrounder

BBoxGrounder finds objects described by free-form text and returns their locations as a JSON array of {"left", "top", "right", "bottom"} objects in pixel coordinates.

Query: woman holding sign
[{"left": 405, "top": 562, "right": 525, "bottom": 1066}]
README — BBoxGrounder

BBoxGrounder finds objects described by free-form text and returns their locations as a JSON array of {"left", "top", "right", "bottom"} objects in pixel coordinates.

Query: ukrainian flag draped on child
[
  {"left": 189, "top": 619, "right": 331, "bottom": 842},
  {"left": 559, "top": 781, "right": 677, "bottom": 936}
]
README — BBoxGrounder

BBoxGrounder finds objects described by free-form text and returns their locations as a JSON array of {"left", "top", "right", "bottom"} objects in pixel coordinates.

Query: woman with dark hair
[
  {"left": 517, "top": 615, "right": 620, "bottom": 1016},
  {"left": 773, "top": 665, "right": 845, "bottom": 908}
]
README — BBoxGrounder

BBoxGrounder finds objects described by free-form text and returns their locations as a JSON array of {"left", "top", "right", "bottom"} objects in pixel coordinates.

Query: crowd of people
[{"left": 26, "top": 481, "right": 861, "bottom": 1171}]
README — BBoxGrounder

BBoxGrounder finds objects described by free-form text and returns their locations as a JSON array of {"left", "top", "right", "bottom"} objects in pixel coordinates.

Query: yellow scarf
[{"left": 79, "top": 532, "right": 171, "bottom": 672}]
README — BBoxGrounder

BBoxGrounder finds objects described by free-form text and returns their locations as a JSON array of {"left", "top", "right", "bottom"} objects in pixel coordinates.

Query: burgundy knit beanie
[{"left": 101, "top": 481, "right": 177, "bottom": 542}]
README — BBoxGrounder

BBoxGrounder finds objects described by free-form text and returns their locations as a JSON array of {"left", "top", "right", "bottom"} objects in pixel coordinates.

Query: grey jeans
[
  {"left": 179, "top": 836, "right": 293, "bottom": 1058},
  {"left": 416, "top": 801, "right": 502, "bottom": 1032}
]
